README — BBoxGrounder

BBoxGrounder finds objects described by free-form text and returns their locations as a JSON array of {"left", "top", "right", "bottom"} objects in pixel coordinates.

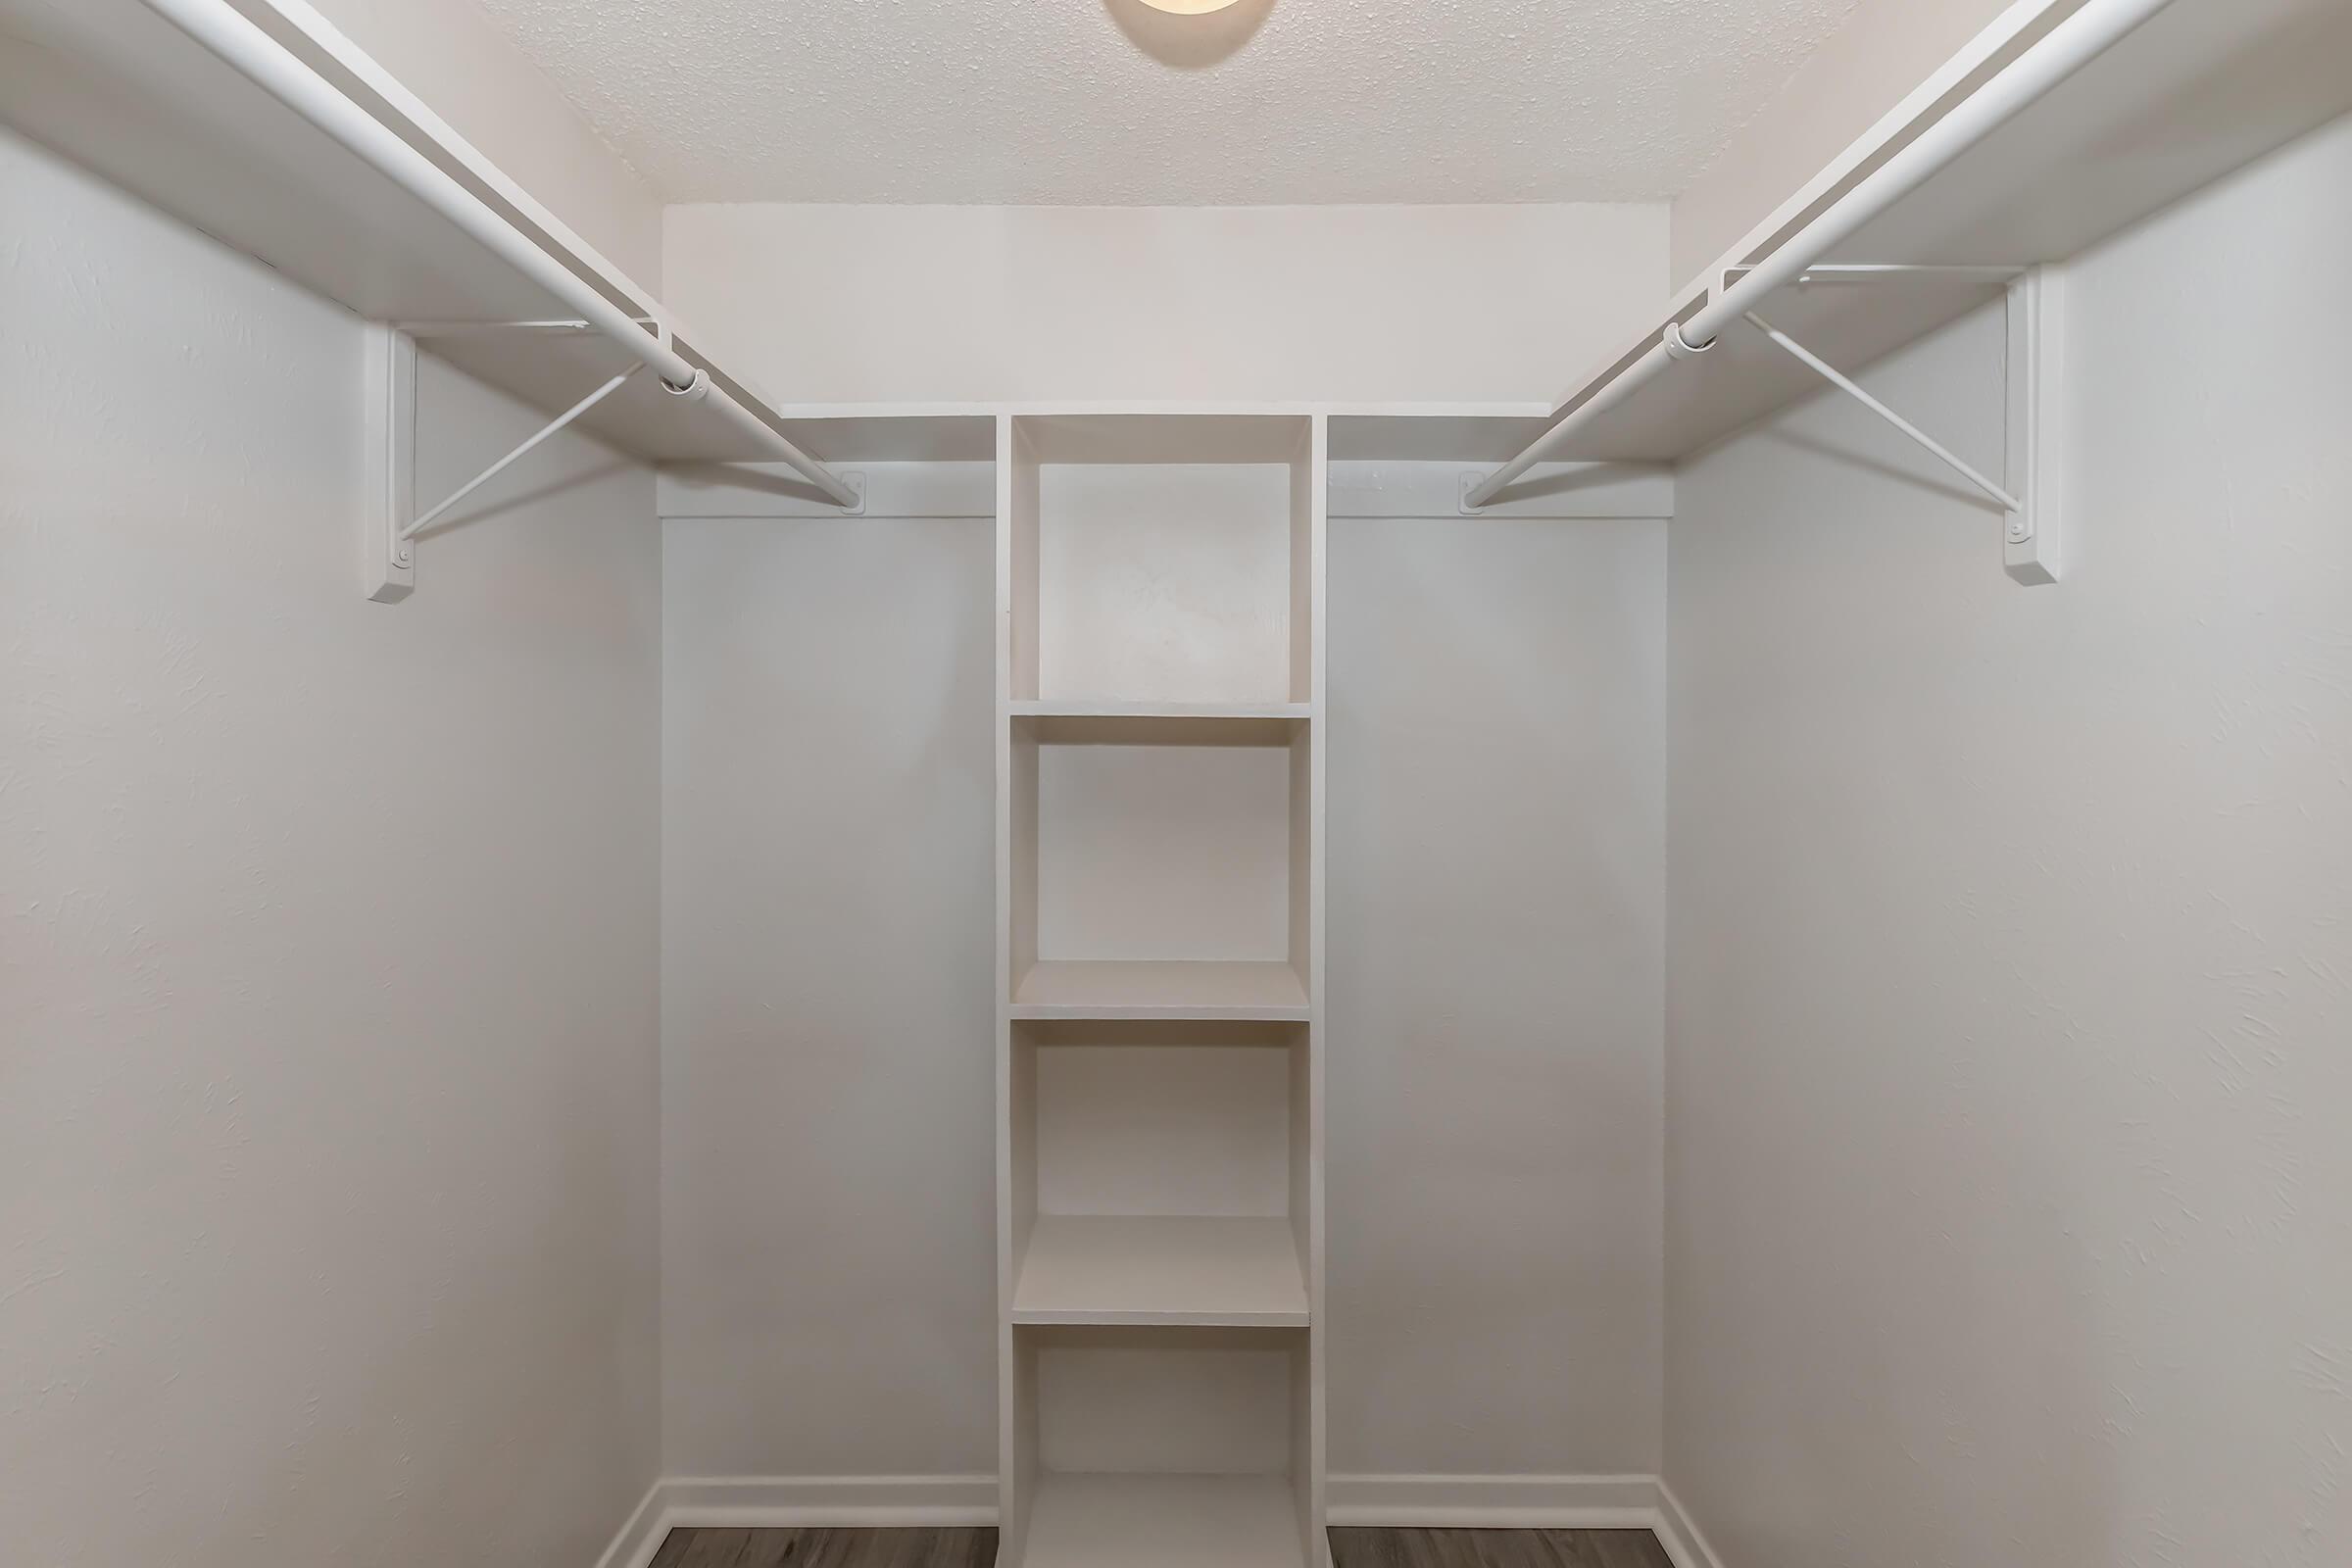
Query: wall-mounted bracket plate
[
  {"left": 2002, "top": 266, "right": 2061, "bottom": 586},
  {"left": 362, "top": 324, "right": 417, "bottom": 603}
]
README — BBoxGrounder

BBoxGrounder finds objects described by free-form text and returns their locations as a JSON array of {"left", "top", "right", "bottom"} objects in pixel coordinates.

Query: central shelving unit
[{"left": 995, "top": 413, "right": 1329, "bottom": 1568}]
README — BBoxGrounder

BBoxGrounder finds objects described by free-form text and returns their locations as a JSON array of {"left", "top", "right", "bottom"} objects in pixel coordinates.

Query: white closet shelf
[
  {"left": 1013, "top": 1216, "right": 1308, "bottom": 1328},
  {"left": 1012, "top": 701, "right": 1310, "bottom": 721},
  {"left": 1012, "top": 703, "right": 1310, "bottom": 748},
  {"left": 1467, "top": 0, "right": 2352, "bottom": 470},
  {"left": 0, "top": 0, "right": 843, "bottom": 467},
  {"left": 753, "top": 402, "right": 1558, "bottom": 464},
  {"left": 1022, "top": 1474, "right": 1306, "bottom": 1568},
  {"left": 1011, "top": 961, "right": 1310, "bottom": 1022}
]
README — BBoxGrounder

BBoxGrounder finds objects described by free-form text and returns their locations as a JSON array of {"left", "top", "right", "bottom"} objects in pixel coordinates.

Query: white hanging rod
[
  {"left": 1722, "top": 264, "right": 2030, "bottom": 285},
  {"left": 1741, "top": 312, "right": 2020, "bottom": 512},
  {"left": 137, "top": 0, "right": 859, "bottom": 511},
  {"left": 404, "top": 365, "right": 642, "bottom": 541},
  {"left": 393, "top": 318, "right": 654, "bottom": 336},
  {"left": 1465, "top": 0, "right": 2175, "bottom": 508}
]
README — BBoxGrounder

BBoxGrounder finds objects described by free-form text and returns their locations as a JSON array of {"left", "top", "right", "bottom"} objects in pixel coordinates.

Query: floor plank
[
  {"left": 1329, "top": 1527, "right": 1673, "bottom": 1568},
  {"left": 649, "top": 1527, "right": 998, "bottom": 1568},
  {"left": 647, "top": 1525, "right": 1673, "bottom": 1568}
]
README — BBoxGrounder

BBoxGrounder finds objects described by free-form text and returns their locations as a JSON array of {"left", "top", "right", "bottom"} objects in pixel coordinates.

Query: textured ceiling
[{"left": 466, "top": 0, "right": 1864, "bottom": 205}]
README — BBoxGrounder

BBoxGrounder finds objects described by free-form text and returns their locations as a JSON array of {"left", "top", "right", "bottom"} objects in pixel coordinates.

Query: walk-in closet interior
[{"left": 6, "top": 2, "right": 2349, "bottom": 1566}]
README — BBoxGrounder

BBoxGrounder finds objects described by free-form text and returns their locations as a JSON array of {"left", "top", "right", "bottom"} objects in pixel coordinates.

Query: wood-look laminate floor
[
  {"left": 1329, "top": 1526, "right": 1675, "bottom": 1568},
  {"left": 646, "top": 1526, "right": 1674, "bottom": 1568},
  {"left": 649, "top": 1527, "right": 998, "bottom": 1568}
]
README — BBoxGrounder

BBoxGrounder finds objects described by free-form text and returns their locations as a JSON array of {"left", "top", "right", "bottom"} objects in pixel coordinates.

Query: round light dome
[{"left": 1136, "top": 0, "right": 1246, "bottom": 12}]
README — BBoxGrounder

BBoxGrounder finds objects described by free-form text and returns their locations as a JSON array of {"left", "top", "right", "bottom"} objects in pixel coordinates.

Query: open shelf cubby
[
  {"left": 1010, "top": 1021, "right": 1309, "bottom": 1328},
  {"left": 1008, "top": 414, "right": 1315, "bottom": 709},
  {"left": 1012, "top": 1326, "right": 1315, "bottom": 1568},
  {"left": 1009, "top": 711, "right": 1309, "bottom": 1020}
]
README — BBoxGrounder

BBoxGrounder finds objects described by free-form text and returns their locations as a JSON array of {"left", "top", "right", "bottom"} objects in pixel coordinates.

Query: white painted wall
[
  {"left": 660, "top": 204, "right": 1669, "bottom": 407},
  {"left": 1664, "top": 114, "right": 2352, "bottom": 1566},
  {"left": 658, "top": 514, "right": 1000, "bottom": 1476},
  {"left": 306, "top": 0, "right": 666, "bottom": 287},
  {"left": 654, "top": 496, "right": 1669, "bottom": 1486},
  {"left": 1, "top": 127, "right": 662, "bottom": 1567},
  {"left": 1328, "top": 515, "right": 1667, "bottom": 1480},
  {"left": 1669, "top": 0, "right": 2016, "bottom": 290}
]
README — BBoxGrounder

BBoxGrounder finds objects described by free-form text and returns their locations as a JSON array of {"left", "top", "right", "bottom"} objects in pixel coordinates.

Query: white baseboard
[
  {"left": 662, "top": 1474, "right": 1000, "bottom": 1526},
  {"left": 591, "top": 1481, "right": 669, "bottom": 1568},
  {"left": 598, "top": 1474, "right": 1001, "bottom": 1565},
  {"left": 1649, "top": 1479, "right": 1728, "bottom": 1568},
  {"left": 1326, "top": 1473, "right": 1661, "bottom": 1530},
  {"left": 598, "top": 1471, "right": 1726, "bottom": 1568}
]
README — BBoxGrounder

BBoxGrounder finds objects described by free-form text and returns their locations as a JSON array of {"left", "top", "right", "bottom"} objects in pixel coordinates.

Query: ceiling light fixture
[{"left": 1136, "top": 0, "right": 1246, "bottom": 12}]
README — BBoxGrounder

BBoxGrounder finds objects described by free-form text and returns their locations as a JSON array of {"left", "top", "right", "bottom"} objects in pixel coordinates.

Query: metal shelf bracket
[
  {"left": 366, "top": 325, "right": 647, "bottom": 602},
  {"left": 363, "top": 325, "right": 742, "bottom": 602},
  {"left": 1743, "top": 265, "right": 2062, "bottom": 585}
]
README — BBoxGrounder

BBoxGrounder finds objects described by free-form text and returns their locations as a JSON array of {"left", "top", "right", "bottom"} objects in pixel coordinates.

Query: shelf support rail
[
  {"left": 1462, "top": 0, "right": 2176, "bottom": 511},
  {"left": 137, "top": 0, "right": 860, "bottom": 517},
  {"left": 401, "top": 363, "right": 643, "bottom": 544},
  {"left": 1740, "top": 311, "right": 2018, "bottom": 512}
]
